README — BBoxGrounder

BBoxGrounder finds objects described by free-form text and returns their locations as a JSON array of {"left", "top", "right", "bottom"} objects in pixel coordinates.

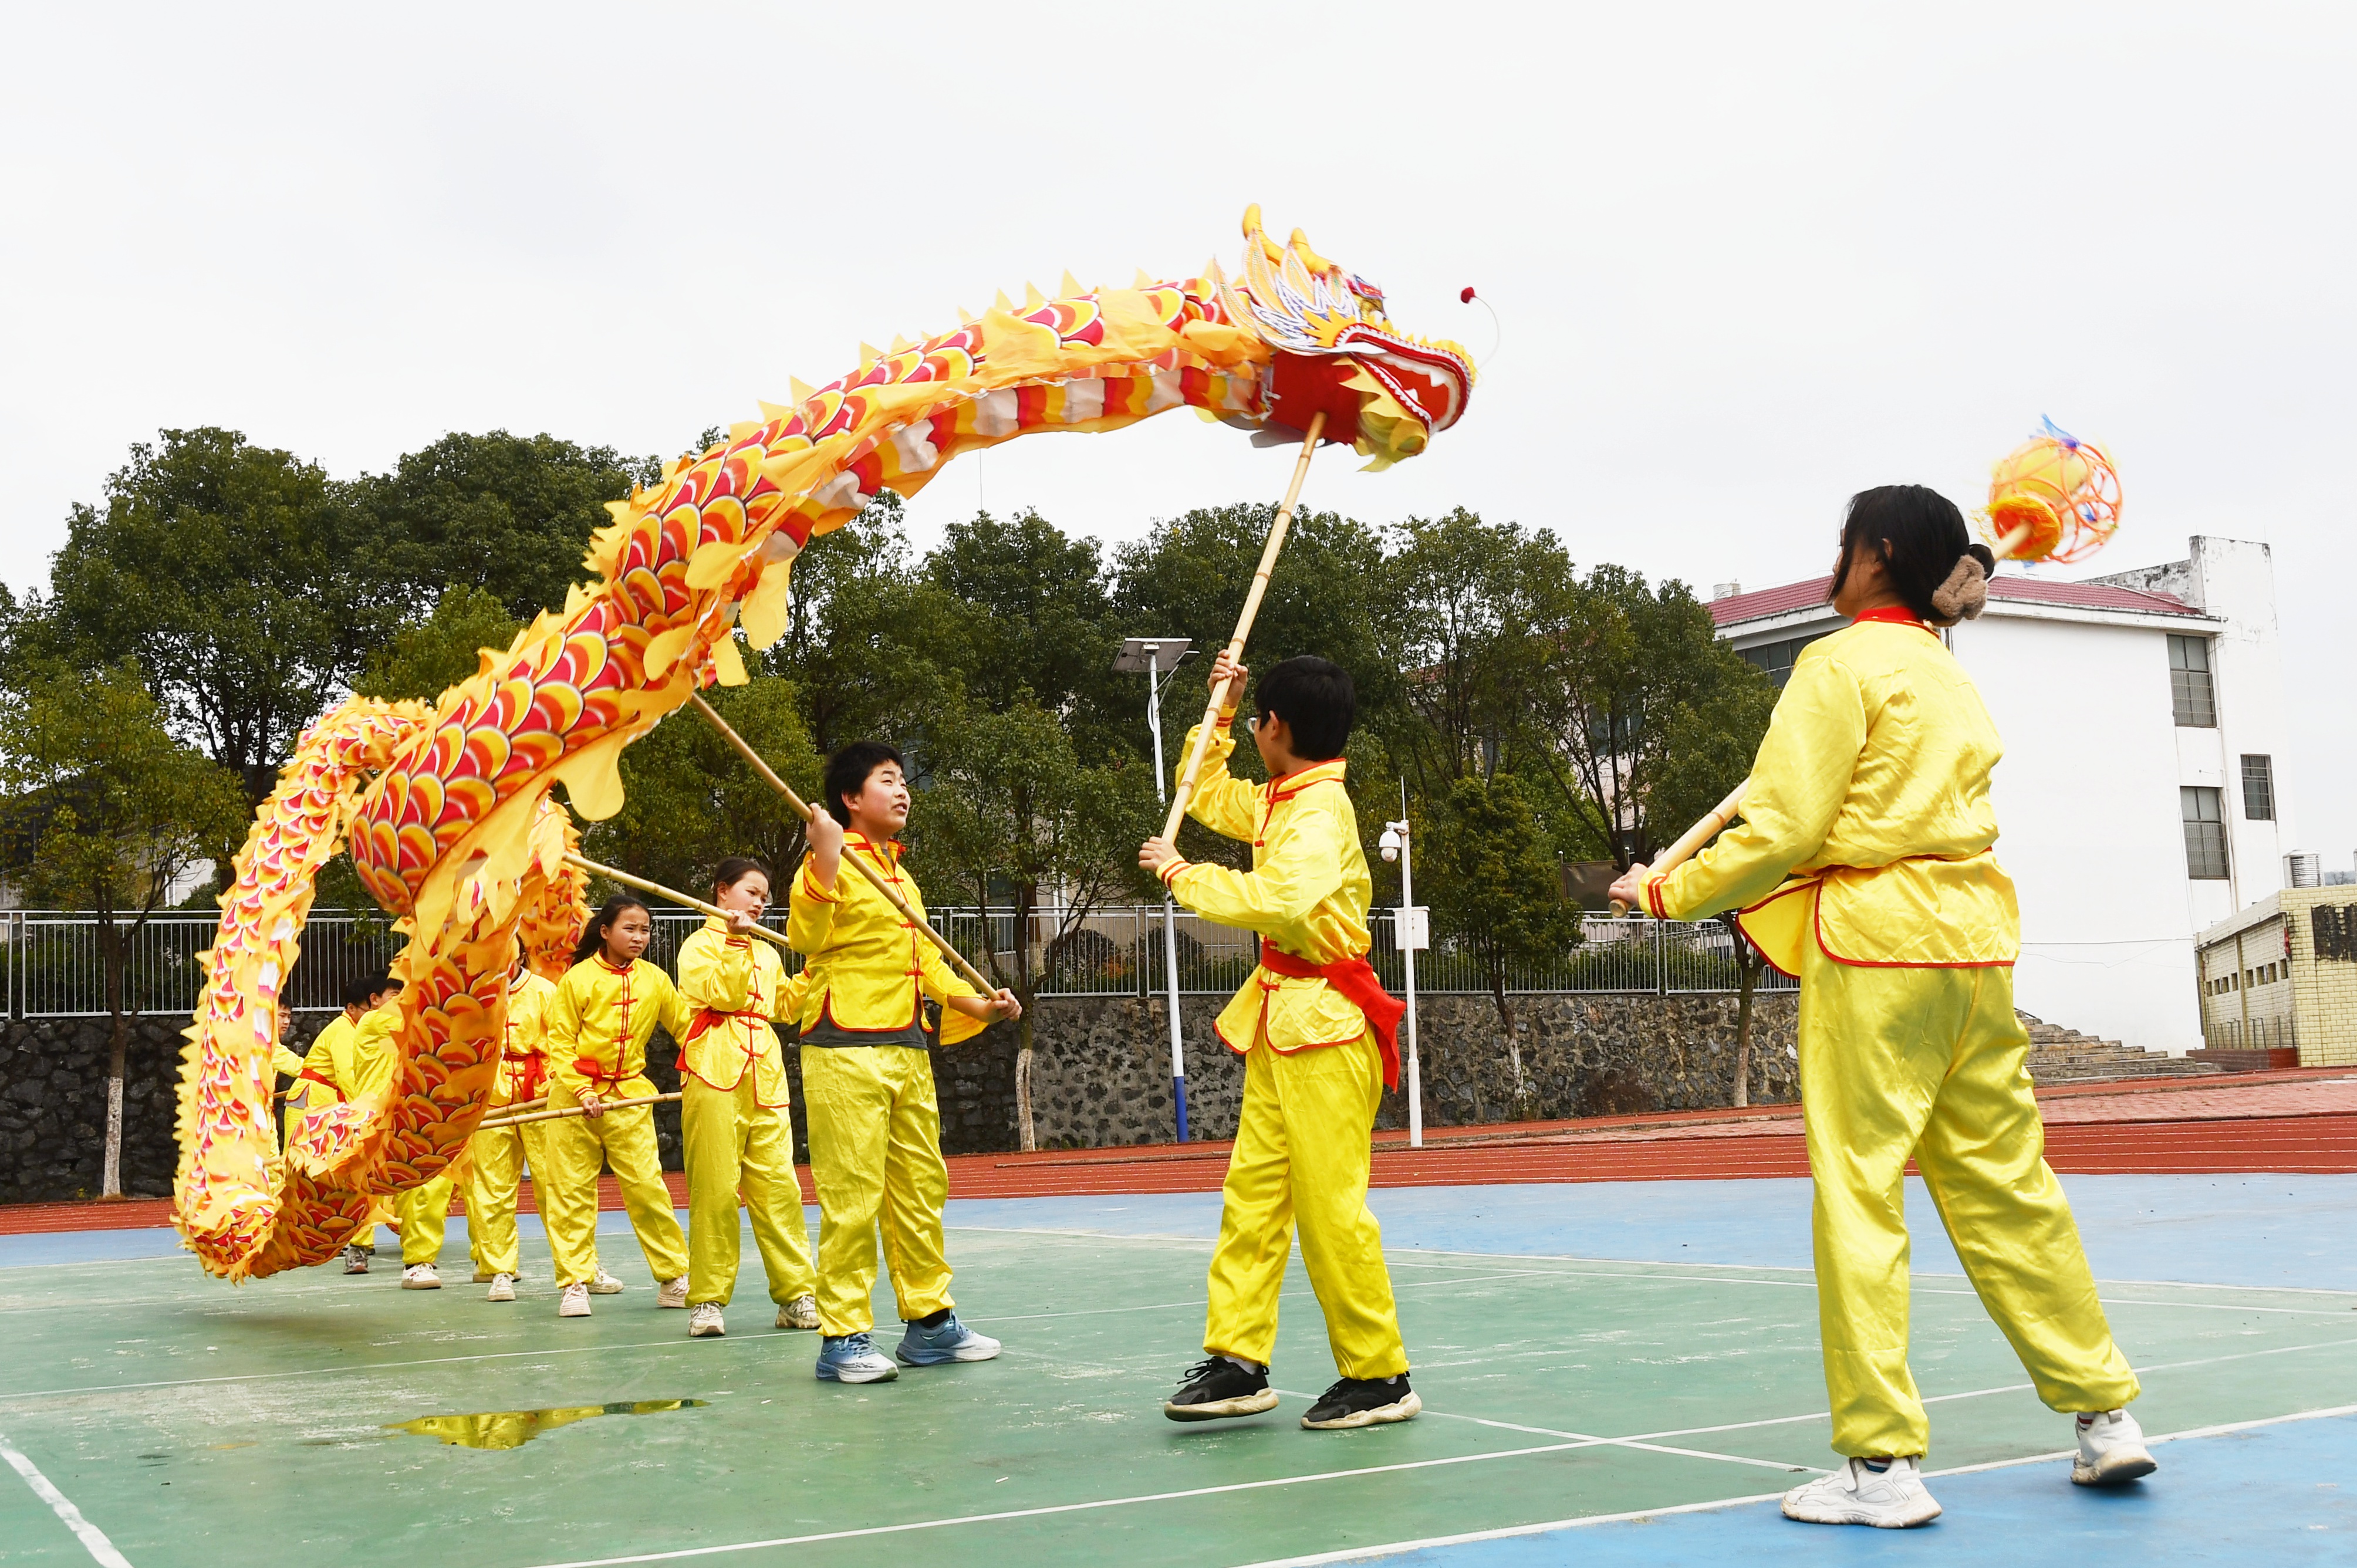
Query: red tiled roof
[{"left": 1709, "top": 573, "right": 2200, "bottom": 627}]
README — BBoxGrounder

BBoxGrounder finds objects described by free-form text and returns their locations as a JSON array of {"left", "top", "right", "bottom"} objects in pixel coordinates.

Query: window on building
[
  {"left": 1738, "top": 634, "right": 1826, "bottom": 689},
  {"left": 2168, "top": 635, "right": 2216, "bottom": 727},
  {"left": 2182, "top": 786, "right": 2230, "bottom": 879},
  {"left": 2241, "top": 754, "right": 2275, "bottom": 821}
]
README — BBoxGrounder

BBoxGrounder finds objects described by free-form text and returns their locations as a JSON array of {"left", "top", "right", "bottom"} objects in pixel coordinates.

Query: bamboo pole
[
  {"left": 562, "top": 853, "right": 792, "bottom": 951},
  {"left": 684, "top": 693, "right": 1001, "bottom": 998},
  {"left": 1161, "top": 409, "right": 1328, "bottom": 842},
  {"left": 1611, "top": 780, "right": 1748, "bottom": 916},
  {"left": 479, "top": 1091, "right": 682, "bottom": 1130}
]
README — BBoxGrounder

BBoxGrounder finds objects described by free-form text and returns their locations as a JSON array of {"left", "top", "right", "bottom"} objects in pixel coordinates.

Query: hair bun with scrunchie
[{"left": 1928, "top": 543, "right": 1994, "bottom": 626}]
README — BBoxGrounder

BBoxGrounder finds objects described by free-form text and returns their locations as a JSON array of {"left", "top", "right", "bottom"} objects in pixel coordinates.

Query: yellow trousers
[
  {"left": 466, "top": 1114, "right": 549, "bottom": 1278},
  {"left": 1205, "top": 1036, "right": 1406, "bottom": 1380},
  {"left": 1799, "top": 942, "right": 2140, "bottom": 1457},
  {"left": 800, "top": 1046, "right": 954, "bottom": 1336},
  {"left": 539, "top": 1075, "right": 688, "bottom": 1289},
  {"left": 399, "top": 1174, "right": 455, "bottom": 1265},
  {"left": 683, "top": 1075, "right": 816, "bottom": 1307}
]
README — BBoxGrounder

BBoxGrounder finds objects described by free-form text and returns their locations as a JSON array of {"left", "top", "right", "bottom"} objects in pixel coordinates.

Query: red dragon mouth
[{"left": 1338, "top": 327, "right": 1471, "bottom": 434}]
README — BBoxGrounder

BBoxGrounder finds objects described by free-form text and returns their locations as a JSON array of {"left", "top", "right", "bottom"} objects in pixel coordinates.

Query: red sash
[
  {"left": 1255, "top": 943, "right": 1404, "bottom": 1090},
  {"left": 501, "top": 1050, "right": 548, "bottom": 1104},
  {"left": 570, "top": 1056, "right": 632, "bottom": 1093}
]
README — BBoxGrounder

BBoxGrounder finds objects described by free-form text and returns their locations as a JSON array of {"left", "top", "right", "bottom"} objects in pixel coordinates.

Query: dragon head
[{"left": 1213, "top": 204, "right": 1476, "bottom": 469}]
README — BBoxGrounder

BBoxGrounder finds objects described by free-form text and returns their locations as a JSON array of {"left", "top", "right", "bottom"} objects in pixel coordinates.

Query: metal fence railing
[{"left": 0, "top": 905, "right": 1792, "bottom": 1020}]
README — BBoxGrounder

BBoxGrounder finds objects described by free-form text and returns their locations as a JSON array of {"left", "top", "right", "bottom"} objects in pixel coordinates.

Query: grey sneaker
[
  {"left": 816, "top": 1333, "right": 899, "bottom": 1383},
  {"left": 1782, "top": 1457, "right": 1941, "bottom": 1528},
  {"left": 341, "top": 1245, "right": 370, "bottom": 1275},
  {"left": 896, "top": 1312, "right": 999, "bottom": 1366},
  {"left": 2074, "top": 1409, "right": 2157, "bottom": 1486}
]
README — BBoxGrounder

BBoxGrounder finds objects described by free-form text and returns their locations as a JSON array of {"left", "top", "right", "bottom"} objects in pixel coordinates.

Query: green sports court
[{"left": 3, "top": 1174, "right": 2351, "bottom": 1567}]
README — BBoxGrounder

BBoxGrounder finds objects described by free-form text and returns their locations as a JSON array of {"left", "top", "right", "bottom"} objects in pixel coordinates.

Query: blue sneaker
[
  {"left": 897, "top": 1312, "right": 1001, "bottom": 1366},
  {"left": 815, "top": 1332, "right": 899, "bottom": 1383}
]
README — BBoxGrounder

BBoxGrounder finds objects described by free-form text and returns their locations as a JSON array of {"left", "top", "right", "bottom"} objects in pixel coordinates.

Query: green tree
[
  {"left": 350, "top": 431, "right": 657, "bottom": 621},
  {"left": 1382, "top": 509, "right": 1571, "bottom": 793},
  {"left": 0, "top": 664, "right": 246, "bottom": 1196},
  {"left": 352, "top": 585, "right": 525, "bottom": 704},
  {"left": 1522, "top": 566, "right": 1777, "bottom": 870},
  {"left": 911, "top": 701, "right": 1158, "bottom": 1151},
  {"left": 18, "top": 428, "right": 390, "bottom": 805},
  {"left": 923, "top": 509, "right": 1124, "bottom": 736},
  {"left": 583, "top": 677, "right": 823, "bottom": 900},
  {"left": 1423, "top": 773, "right": 1580, "bottom": 1109}
]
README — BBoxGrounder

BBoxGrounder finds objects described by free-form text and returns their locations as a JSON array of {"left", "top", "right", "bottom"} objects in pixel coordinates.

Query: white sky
[{"left": 2, "top": 2, "right": 2349, "bottom": 859}]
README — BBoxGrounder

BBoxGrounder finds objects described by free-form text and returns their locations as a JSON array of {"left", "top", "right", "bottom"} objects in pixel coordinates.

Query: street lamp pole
[
  {"left": 1115, "top": 637, "right": 1195, "bottom": 1142},
  {"left": 1379, "top": 785, "right": 1427, "bottom": 1149}
]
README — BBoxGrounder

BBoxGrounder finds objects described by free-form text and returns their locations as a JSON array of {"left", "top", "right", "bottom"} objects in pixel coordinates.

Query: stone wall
[{"left": 0, "top": 991, "right": 1798, "bottom": 1201}]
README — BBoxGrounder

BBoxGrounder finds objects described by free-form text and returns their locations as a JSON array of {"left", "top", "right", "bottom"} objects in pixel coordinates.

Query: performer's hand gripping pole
[
  {"left": 562, "top": 853, "right": 793, "bottom": 951},
  {"left": 1611, "top": 780, "right": 1747, "bottom": 916},
  {"left": 1161, "top": 410, "right": 1328, "bottom": 841},
  {"left": 686, "top": 694, "right": 1001, "bottom": 999}
]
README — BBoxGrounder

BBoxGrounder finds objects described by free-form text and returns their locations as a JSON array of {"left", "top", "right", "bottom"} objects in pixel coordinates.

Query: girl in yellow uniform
[
  {"left": 1141, "top": 654, "right": 1416, "bottom": 1432},
  {"left": 541, "top": 895, "right": 695, "bottom": 1320},
  {"left": 676, "top": 856, "right": 819, "bottom": 1338},
  {"left": 1613, "top": 486, "right": 2155, "bottom": 1528},
  {"left": 462, "top": 958, "right": 560, "bottom": 1302},
  {"left": 789, "top": 741, "right": 1021, "bottom": 1383},
  {"left": 291, "top": 974, "right": 403, "bottom": 1273}
]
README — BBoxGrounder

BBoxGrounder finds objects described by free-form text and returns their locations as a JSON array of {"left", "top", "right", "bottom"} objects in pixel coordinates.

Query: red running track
[{"left": 8, "top": 1071, "right": 2352, "bottom": 1236}]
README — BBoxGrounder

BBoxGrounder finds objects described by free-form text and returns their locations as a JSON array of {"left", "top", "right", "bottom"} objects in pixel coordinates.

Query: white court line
[
  {"left": 1267, "top": 1390, "right": 1828, "bottom": 1478},
  {"left": 1230, "top": 1401, "right": 2357, "bottom": 1568},
  {"left": 0, "top": 1432, "right": 133, "bottom": 1567}
]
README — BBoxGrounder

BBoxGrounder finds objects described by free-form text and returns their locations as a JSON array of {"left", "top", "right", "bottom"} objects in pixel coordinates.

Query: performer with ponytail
[
  {"left": 675, "top": 856, "right": 819, "bottom": 1338},
  {"left": 1610, "top": 486, "right": 2154, "bottom": 1528},
  {"left": 540, "top": 894, "right": 695, "bottom": 1320}
]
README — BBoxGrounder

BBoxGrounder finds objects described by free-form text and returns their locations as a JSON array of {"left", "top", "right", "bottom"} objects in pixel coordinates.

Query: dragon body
[{"left": 174, "top": 209, "right": 1474, "bottom": 1279}]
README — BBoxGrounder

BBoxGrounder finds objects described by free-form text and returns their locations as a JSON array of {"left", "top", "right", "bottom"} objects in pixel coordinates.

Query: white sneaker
[
  {"left": 472, "top": 1265, "right": 497, "bottom": 1283},
  {"left": 657, "top": 1275, "right": 689, "bottom": 1309},
  {"left": 776, "top": 1295, "right": 820, "bottom": 1331},
  {"left": 688, "top": 1303, "right": 725, "bottom": 1337},
  {"left": 400, "top": 1263, "right": 441, "bottom": 1290},
  {"left": 487, "top": 1273, "right": 516, "bottom": 1303},
  {"left": 587, "top": 1268, "right": 626, "bottom": 1295},
  {"left": 2074, "top": 1408, "right": 2157, "bottom": 1486},
  {"left": 1781, "top": 1457, "right": 1941, "bottom": 1528},
  {"left": 559, "top": 1283, "right": 592, "bottom": 1318}
]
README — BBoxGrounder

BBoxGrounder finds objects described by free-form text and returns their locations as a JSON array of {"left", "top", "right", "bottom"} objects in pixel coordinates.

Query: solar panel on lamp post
[{"left": 1114, "top": 636, "right": 1195, "bottom": 1142}]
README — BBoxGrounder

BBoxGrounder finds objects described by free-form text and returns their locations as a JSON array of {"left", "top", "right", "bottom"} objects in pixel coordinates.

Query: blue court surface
[{"left": 1, "top": 1175, "right": 2350, "bottom": 1567}]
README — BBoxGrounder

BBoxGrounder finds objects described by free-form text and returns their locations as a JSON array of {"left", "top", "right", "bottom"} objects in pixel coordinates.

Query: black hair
[
  {"left": 823, "top": 741, "right": 905, "bottom": 827},
  {"left": 1254, "top": 655, "right": 1356, "bottom": 762},
  {"left": 342, "top": 972, "right": 400, "bottom": 1009},
  {"left": 712, "top": 856, "right": 770, "bottom": 897},
  {"left": 1828, "top": 485, "right": 1997, "bottom": 627},
  {"left": 572, "top": 894, "right": 651, "bottom": 967}
]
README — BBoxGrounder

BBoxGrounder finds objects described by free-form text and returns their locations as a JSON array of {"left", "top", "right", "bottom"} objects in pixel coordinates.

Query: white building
[{"left": 1708, "top": 536, "right": 2299, "bottom": 1054}]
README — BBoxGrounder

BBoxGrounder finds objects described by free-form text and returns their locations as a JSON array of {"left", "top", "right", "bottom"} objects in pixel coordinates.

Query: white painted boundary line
[
  {"left": 1229, "top": 1401, "right": 2357, "bottom": 1568},
  {"left": 0, "top": 1432, "right": 133, "bottom": 1567}
]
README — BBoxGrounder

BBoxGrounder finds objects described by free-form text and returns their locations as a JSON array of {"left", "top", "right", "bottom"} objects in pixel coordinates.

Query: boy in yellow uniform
[
  {"left": 677, "top": 856, "right": 820, "bottom": 1338},
  {"left": 789, "top": 740, "right": 1021, "bottom": 1383},
  {"left": 291, "top": 974, "right": 404, "bottom": 1274},
  {"left": 1141, "top": 654, "right": 1417, "bottom": 1431},
  {"left": 542, "top": 896, "right": 697, "bottom": 1320},
  {"left": 458, "top": 957, "right": 559, "bottom": 1302}
]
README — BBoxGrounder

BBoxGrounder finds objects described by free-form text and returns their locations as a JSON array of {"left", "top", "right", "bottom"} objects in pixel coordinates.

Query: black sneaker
[
  {"left": 1301, "top": 1374, "right": 1421, "bottom": 1430},
  {"left": 1162, "top": 1357, "right": 1279, "bottom": 1422}
]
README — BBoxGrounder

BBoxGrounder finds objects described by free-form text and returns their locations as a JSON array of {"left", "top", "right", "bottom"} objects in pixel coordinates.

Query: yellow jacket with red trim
[
  {"left": 494, "top": 969, "right": 558, "bottom": 1107},
  {"left": 786, "top": 832, "right": 984, "bottom": 1045},
  {"left": 1644, "top": 618, "right": 2020, "bottom": 971},
  {"left": 544, "top": 955, "right": 697, "bottom": 1100},
  {"left": 293, "top": 1004, "right": 399, "bottom": 1113},
  {"left": 1157, "top": 720, "right": 1376, "bottom": 1056},
  {"left": 676, "top": 918, "right": 806, "bottom": 1104}
]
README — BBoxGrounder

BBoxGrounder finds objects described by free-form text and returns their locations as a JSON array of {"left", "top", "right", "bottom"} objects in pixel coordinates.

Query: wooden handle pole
[
  {"left": 480, "top": 1091, "right": 682, "bottom": 1130},
  {"left": 684, "top": 694, "right": 1001, "bottom": 998},
  {"left": 1611, "top": 779, "right": 1749, "bottom": 915},
  {"left": 561, "top": 853, "right": 792, "bottom": 951},
  {"left": 1161, "top": 409, "right": 1328, "bottom": 842}
]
